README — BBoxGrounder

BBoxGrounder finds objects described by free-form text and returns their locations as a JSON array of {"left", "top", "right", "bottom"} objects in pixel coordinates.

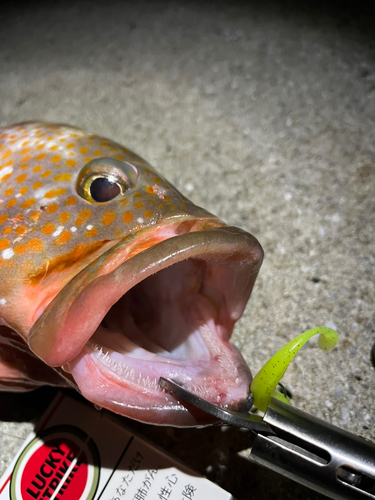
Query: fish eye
[{"left": 76, "top": 158, "right": 138, "bottom": 203}]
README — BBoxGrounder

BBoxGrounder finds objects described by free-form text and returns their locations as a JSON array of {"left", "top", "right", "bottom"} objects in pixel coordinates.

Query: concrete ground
[{"left": 0, "top": 1, "right": 374, "bottom": 498}]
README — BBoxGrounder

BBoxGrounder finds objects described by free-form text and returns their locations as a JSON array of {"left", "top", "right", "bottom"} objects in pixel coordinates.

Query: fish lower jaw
[
  {"left": 87, "top": 340, "right": 240, "bottom": 397},
  {"left": 66, "top": 316, "right": 251, "bottom": 426}
]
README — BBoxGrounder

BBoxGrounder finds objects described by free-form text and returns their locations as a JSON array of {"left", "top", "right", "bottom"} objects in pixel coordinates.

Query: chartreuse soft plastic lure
[{"left": 250, "top": 326, "right": 339, "bottom": 412}]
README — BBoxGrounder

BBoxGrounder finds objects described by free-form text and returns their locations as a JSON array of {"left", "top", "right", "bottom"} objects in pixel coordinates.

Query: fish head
[{"left": 0, "top": 122, "right": 263, "bottom": 425}]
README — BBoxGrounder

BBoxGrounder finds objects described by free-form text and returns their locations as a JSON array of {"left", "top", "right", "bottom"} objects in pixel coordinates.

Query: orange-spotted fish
[{"left": 0, "top": 122, "right": 263, "bottom": 426}]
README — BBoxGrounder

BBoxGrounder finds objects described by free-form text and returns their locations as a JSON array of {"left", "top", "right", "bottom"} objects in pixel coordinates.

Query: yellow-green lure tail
[{"left": 250, "top": 326, "right": 339, "bottom": 412}]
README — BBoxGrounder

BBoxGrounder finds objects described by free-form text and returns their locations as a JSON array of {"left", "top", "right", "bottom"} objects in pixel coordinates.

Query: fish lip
[
  {"left": 29, "top": 221, "right": 263, "bottom": 366},
  {"left": 29, "top": 220, "right": 263, "bottom": 423}
]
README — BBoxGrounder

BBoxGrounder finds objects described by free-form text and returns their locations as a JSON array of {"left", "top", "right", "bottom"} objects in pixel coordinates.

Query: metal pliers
[{"left": 159, "top": 377, "right": 375, "bottom": 500}]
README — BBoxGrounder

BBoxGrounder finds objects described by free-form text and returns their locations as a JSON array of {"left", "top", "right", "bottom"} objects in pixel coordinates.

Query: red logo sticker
[{"left": 10, "top": 425, "right": 100, "bottom": 500}]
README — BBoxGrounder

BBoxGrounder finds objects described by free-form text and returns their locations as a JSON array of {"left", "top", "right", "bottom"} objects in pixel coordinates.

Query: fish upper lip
[
  {"left": 28, "top": 219, "right": 263, "bottom": 423},
  {"left": 29, "top": 220, "right": 262, "bottom": 366}
]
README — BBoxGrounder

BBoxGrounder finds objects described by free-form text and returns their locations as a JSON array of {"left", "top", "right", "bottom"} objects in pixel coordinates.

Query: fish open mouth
[{"left": 29, "top": 218, "right": 263, "bottom": 425}]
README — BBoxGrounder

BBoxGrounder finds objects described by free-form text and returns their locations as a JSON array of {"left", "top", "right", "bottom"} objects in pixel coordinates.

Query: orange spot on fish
[
  {"left": 79, "top": 147, "right": 88, "bottom": 154},
  {"left": 66, "top": 143, "right": 75, "bottom": 149},
  {"left": 54, "top": 230, "right": 71, "bottom": 246},
  {"left": 33, "top": 165, "right": 42, "bottom": 173},
  {"left": 2, "top": 227, "right": 12, "bottom": 235},
  {"left": 123, "top": 212, "right": 133, "bottom": 223},
  {"left": 54, "top": 173, "right": 71, "bottom": 182},
  {"left": 51, "top": 155, "right": 61, "bottom": 163},
  {"left": 1, "top": 150, "right": 12, "bottom": 160},
  {"left": 6, "top": 199, "right": 17, "bottom": 208},
  {"left": 20, "top": 164, "right": 29, "bottom": 171},
  {"left": 46, "top": 203, "right": 58, "bottom": 214},
  {"left": 0, "top": 239, "right": 10, "bottom": 250},
  {"left": 29, "top": 238, "right": 44, "bottom": 252},
  {"left": 41, "top": 222, "right": 55, "bottom": 234},
  {"left": 94, "top": 150, "right": 103, "bottom": 156},
  {"left": 49, "top": 146, "right": 58, "bottom": 151},
  {"left": 19, "top": 186, "right": 28, "bottom": 196},
  {"left": 59, "top": 138, "right": 66, "bottom": 142},
  {"left": 135, "top": 201, "right": 143, "bottom": 210},
  {"left": 20, "top": 199, "right": 36, "bottom": 209},
  {"left": 44, "top": 188, "right": 67, "bottom": 198},
  {"left": 75, "top": 209, "right": 92, "bottom": 226},
  {"left": 41, "top": 170, "right": 52, "bottom": 178},
  {"left": 85, "top": 157, "right": 92, "bottom": 163},
  {"left": 66, "top": 159, "right": 76, "bottom": 167},
  {"left": 65, "top": 197, "right": 78, "bottom": 206},
  {"left": 145, "top": 186, "right": 156, "bottom": 194},
  {"left": 0, "top": 160, "right": 13, "bottom": 169},
  {"left": 36, "top": 144, "right": 44, "bottom": 150},
  {"left": 0, "top": 259, "right": 14, "bottom": 268},
  {"left": 119, "top": 197, "right": 128, "bottom": 206},
  {"left": 16, "top": 225, "right": 27, "bottom": 236},
  {"left": 143, "top": 210, "right": 153, "bottom": 218},
  {"left": 58, "top": 212, "right": 71, "bottom": 224},
  {"left": 14, "top": 238, "right": 43, "bottom": 254},
  {"left": 134, "top": 192, "right": 142, "bottom": 198},
  {"left": 36, "top": 154, "right": 47, "bottom": 160},
  {"left": 102, "top": 210, "right": 116, "bottom": 226},
  {"left": 16, "top": 174, "right": 27, "bottom": 183},
  {"left": 85, "top": 227, "right": 98, "bottom": 238},
  {"left": 0, "top": 173, "right": 12, "bottom": 182},
  {"left": 33, "top": 181, "right": 43, "bottom": 189},
  {"left": 20, "top": 148, "right": 31, "bottom": 155},
  {"left": 13, "top": 214, "right": 24, "bottom": 223},
  {"left": 153, "top": 177, "right": 163, "bottom": 183},
  {"left": 114, "top": 154, "right": 125, "bottom": 159},
  {"left": 4, "top": 188, "right": 14, "bottom": 197},
  {"left": 30, "top": 211, "right": 41, "bottom": 222}
]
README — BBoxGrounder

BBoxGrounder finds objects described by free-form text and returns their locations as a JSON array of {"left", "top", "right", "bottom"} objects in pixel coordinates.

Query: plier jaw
[{"left": 159, "top": 377, "right": 375, "bottom": 500}]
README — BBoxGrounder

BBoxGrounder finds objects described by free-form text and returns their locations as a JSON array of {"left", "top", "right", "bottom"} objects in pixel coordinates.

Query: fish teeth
[{"left": 91, "top": 342, "right": 159, "bottom": 389}]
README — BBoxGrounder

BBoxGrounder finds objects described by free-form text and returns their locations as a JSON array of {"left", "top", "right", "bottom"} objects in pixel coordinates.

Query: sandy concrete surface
[{"left": 0, "top": 1, "right": 374, "bottom": 498}]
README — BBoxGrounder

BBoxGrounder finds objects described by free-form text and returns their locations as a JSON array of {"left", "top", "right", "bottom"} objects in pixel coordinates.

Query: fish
[{"left": 0, "top": 122, "right": 263, "bottom": 426}]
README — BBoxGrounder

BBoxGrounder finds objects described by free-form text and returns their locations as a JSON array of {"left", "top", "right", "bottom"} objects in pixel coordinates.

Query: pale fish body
[{"left": 0, "top": 122, "right": 263, "bottom": 426}]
